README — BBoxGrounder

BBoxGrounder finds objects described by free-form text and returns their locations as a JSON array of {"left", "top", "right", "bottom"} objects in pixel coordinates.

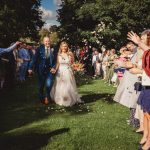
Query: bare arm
[
  {"left": 127, "top": 31, "right": 150, "bottom": 51},
  {"left": 0, "top": 41, "right": 21, "bottom": 55},
  {"left": 55, "top": 55, "right": 60, "bottom": 71},
  {"left": 69, "top": 52, "right": 75, "bottom": 64}
]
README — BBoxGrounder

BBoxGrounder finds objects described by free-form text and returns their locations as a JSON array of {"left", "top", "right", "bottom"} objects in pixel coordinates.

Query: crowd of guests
[
  {"left": 72, "top": 29, "right": 150, "bottom": 149},
  {"left": 0, "top": 42, "right": 36, "bottom": 89},
  {"left": 109, "top": 30, "right": 149, "bottom": 150},
  {"left": 114, "top": 30, "right": 150, "bottom": 150}
]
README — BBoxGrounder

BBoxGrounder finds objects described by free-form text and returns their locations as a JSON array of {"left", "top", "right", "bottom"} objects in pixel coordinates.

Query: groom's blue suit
[{"left": 29, "top": 44, "right": 56, "bottom": 101}]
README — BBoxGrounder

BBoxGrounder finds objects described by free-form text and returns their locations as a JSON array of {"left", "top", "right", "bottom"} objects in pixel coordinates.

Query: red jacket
[{"left": 142, "top": 49, "right": 150, "bottom": 77}]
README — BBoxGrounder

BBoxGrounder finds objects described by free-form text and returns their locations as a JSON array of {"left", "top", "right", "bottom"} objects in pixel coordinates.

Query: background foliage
[
  {"left": 0, "top": 0, "right": 44, "bottom": 46},
  {"left": 57, "top": 0, "right": 150, "bottom": 48}
]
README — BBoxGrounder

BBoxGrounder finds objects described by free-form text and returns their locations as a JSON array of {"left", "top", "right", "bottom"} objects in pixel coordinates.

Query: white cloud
[
  {"left": 40, "top": 6, "right": 59, "bottom": 28},
  {"left": 40, "top": 6, "right": 56, "bottom": 21},
  {"left": 43, "top": 22, "right": 53, "bottom": 28},
  {"left": 53, "top": 0, "right": 62, "bottom": 6}
]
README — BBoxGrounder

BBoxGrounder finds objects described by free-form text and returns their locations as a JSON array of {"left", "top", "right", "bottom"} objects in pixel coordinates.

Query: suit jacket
[{"left": 29, "top": 44, "right": 56, "bottom": 75}]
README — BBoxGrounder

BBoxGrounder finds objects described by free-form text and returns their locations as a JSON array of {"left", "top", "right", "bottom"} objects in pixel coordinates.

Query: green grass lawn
[{"left": 0, "top": 77, "right": 141, "bottom": 150}]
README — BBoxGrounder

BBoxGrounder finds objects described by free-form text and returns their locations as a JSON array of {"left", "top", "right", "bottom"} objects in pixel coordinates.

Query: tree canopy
[
  {"left": 57, "top": 0, "right": 150, "bottom": 48},
  {"left": 0, "top": 0, "right": 44, "bottom": 46}
]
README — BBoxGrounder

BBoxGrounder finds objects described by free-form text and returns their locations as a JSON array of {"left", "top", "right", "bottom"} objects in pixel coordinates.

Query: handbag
[{"left": 134, "top": 76, "right": 142, "bottom": 92}]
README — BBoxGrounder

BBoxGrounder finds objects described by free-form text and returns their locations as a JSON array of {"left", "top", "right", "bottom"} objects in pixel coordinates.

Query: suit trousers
[{"left": 37, "top": 72, "right": 54, "bottom": 101}]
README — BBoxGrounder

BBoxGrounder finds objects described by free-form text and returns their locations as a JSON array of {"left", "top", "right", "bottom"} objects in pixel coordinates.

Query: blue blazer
[
  {"left": 18, "top": 48, "right": 30, "bottom": 66},
  {"left": 29, "top": 44, "right": 56, "bottom": 75},
  {"left": 0, "top": 43, "right": 17, "bottom": 55}
]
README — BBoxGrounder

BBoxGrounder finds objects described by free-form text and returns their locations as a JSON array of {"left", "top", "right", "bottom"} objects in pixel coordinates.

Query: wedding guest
[
  {"left": 92, "top": 49, "right": 102, "bottom": 77},
  {"left": 128, "top": 30, "right": 150, "bottom": 149},
  {"left": 114, "top": 46, "right": 127, "bottom": 81},
  {"left": 102, "top": 50, "right": 110, "bottom": 80},
  {"left": 79, "top": 46, "right": 86, "bottom": 63},
  {"left": 18, "top": 43, "right": 30, "bottom": 82},
  {"left": 106, "top": 49, "right": 117, "bottom": 84},
  {"left": 114, "top": 42, "right": 140, "bottom": 127},
  {"left": 75, "top": 45, "right": 81, "bottom": 61},
  {"left": 0, "top": 42, "right": 21, "bottom": 89},
  {"left": 0, "top": 41, "right": 21, "bottom": 55},
  {"left": 83, "top": 46, "right": 91, "bottom": 73}
]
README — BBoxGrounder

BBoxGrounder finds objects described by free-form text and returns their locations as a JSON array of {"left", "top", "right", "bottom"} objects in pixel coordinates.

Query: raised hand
[
  {"left": 127, "top": 31, "right": 141, "bottom": 44},
  {"left": 16, "top": 41, "right": 22, "bottom": 45}
]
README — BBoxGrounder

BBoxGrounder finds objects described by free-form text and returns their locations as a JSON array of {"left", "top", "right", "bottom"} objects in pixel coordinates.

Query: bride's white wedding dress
[{"left": 50, "top": 54, "right": 81, "bottom": 107}]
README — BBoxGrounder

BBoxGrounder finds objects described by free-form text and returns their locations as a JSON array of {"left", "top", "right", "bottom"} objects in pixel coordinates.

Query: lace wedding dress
[{"left": 50, "top": 54, "right": 81, "bottom": 107}]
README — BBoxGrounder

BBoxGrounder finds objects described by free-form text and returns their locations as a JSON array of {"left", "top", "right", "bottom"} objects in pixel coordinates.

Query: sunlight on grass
[{"left": 0, "top": 78, "right": 141, "bottom": 150}]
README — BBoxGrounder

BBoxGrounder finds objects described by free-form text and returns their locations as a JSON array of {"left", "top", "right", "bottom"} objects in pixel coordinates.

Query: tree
[
  {"left": 39, "top": 27, "right": 60, "bottom": 45},
  {"left": 39, "top": 28, "right": 51, "bottom": 42},
  {"left": 0, "top": 0, "right": 44, "bottom": 46},
  {"left": 57, "top": 0, "right": 150, "bottom": 49}
]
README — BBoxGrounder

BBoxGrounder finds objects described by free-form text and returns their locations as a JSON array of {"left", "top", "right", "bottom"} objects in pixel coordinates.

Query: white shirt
[
  {"left": 45, "top": 47, "right": 51, "bottom": 58},
  {"left": 92, "top": 53, "right": 102, "bottom": 65},
  {"left": 142, "top": 71, "right": 150, "bottom": 86}
]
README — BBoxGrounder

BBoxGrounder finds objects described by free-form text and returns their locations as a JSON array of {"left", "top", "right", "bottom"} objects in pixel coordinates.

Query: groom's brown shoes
[{"left": 44, "top": 97, "right": 49, "bottom": 105}]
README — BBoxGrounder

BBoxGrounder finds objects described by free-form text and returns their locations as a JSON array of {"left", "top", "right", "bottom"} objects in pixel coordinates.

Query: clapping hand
[{"left": 129, "top": 68, "right": 143, "bottom": 74}]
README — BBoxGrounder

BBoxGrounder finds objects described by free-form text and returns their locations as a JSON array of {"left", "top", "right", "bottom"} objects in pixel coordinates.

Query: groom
[{"left": 28, "top": 37, "right": 56, "bottom": 104}]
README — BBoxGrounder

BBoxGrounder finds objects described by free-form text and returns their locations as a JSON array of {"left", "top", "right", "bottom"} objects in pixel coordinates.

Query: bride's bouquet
[
  {"left": 72, "top": 62, "right": 91, "bottom": 86},
  {"left": 72, "top": 62, "right": 85, "bottom": 85},
  {"left": 72, "top": 62, "right": 84, "bottom": 73}
]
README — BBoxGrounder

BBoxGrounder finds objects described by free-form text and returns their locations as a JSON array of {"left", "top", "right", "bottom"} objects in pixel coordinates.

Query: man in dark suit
[{"left": 28, "top": 37, "right": 56, "bottom": 104}]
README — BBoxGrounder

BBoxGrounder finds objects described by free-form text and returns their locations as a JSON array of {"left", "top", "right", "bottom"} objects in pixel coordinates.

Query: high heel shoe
[
  {"left": 136, "top": 128, "right": 144, "bottom": 133},
  {"left": 142, "top": 141, "right": 150, "bottom": 150},
  {"left": 140, "top": 138, "right": 147, "bottom": 145},
  {"left": 142, "top": 145, "right": 150, "bottom": 150}
]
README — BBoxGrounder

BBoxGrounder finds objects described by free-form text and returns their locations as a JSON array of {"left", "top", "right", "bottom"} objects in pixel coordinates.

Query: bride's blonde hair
[{"left": 58, "top": 41, "right": 70, "bottom": 54}]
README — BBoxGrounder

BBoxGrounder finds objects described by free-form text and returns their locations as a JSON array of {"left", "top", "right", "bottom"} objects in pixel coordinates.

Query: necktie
[{"left": 46, "top": 48, "right": 49, "bottom": 58}]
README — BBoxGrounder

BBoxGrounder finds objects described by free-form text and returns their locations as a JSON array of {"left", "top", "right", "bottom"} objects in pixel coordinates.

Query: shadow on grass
[
  {"left": 0, "top": 78, "right": 50, "bottom": 134},
  {"left": 76, "top": 74, "right": 93, "bottom": 87},
  {"left": 57, "top": 92, "right": 115, "bottom": 115},
  {"left": 0, "top": 128, "right": 70, "bottom": 150},
  {"left": 0, "top": 77, "right": 114, "bottom": 135},
  {"left": 81, "top": 92, "right": 115, "bottom": 104}
]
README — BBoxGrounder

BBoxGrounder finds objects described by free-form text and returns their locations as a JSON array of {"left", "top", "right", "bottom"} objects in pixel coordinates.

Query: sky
[{"left": 40, "top": 0, "right": 62, "bottom": 28}]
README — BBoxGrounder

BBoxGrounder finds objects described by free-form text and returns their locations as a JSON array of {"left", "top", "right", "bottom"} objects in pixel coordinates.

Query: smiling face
[
  {"left": 126, "top": 43, "right": 135, "bottom": 52},
  {"left": 59, "top": 42, "right": 69, "bottom": 53},
  {"left": 43, "top": 37, "right": 50, "bottom": 48},
  {"left": 119, "top": 47, "right": 127, "bottom": 54}
]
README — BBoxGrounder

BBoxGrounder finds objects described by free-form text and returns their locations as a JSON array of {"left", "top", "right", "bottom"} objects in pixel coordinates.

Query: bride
[{"left": 50, "top": 41, "right": 82, "bottom": 107}]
